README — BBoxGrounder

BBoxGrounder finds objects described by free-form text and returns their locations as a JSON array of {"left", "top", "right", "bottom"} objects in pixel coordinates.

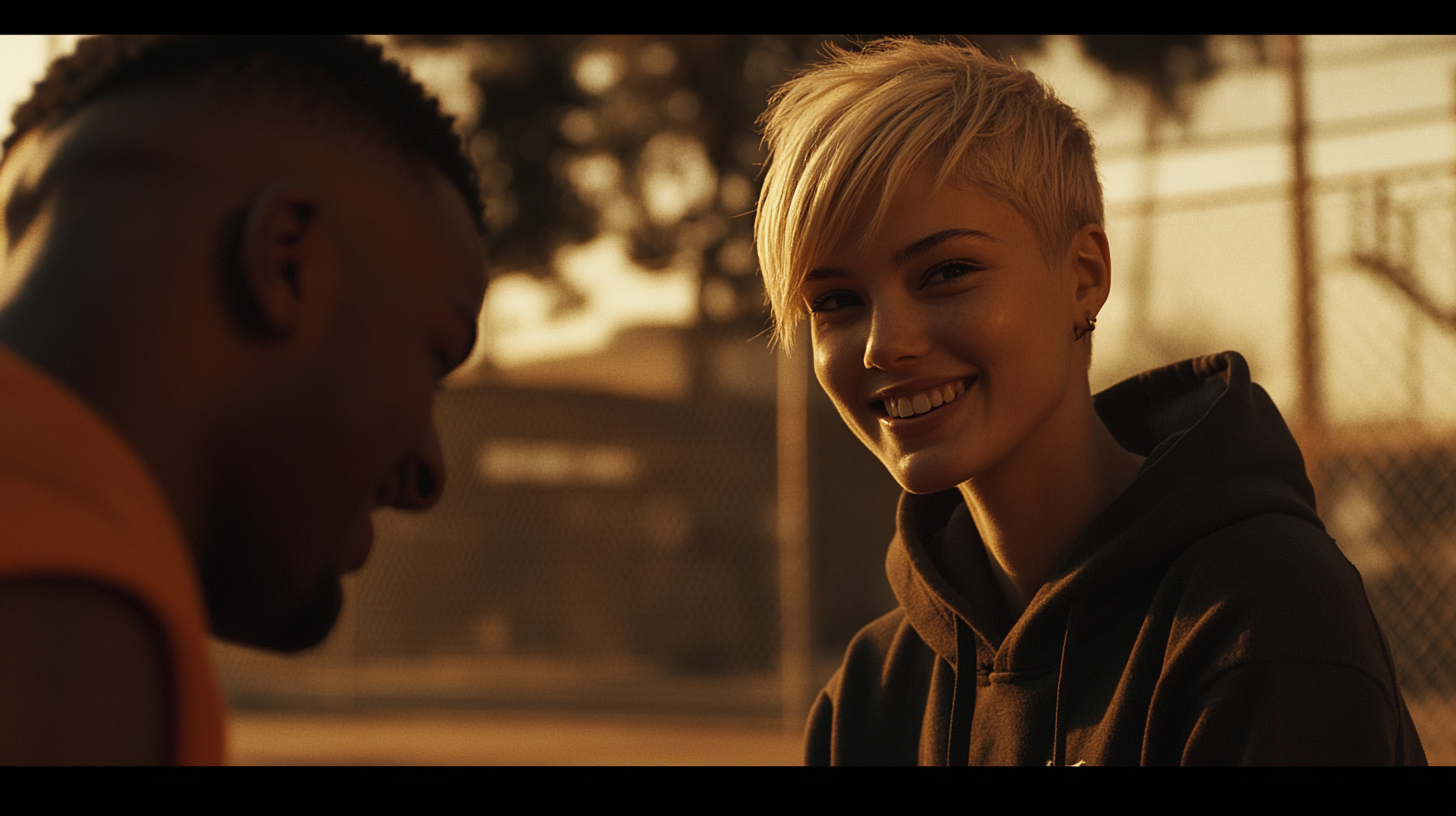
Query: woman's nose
[{"left": 863, "top": 298, "right": 931, "bottom": 371}]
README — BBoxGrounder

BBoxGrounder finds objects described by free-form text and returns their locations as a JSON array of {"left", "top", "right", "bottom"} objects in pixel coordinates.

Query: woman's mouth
[{"left": 878, "top": 378, "right": 971, "bottom": 419}]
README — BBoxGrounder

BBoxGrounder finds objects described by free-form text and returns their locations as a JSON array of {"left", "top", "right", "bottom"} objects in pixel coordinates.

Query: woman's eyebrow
[
  {"left": 892, "top": 228, "right": 998, "bottom": 267},
  {"left": 804, "top": 266, "right": 850, "bottom": 283},
  {"left": 804, "top": 228, "right": 999, "bottom": 282}
]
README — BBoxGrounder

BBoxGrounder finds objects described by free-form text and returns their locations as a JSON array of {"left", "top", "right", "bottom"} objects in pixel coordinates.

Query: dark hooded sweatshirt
[{"left": 806, "top": 352, "right": 1425, "bottom": 765}]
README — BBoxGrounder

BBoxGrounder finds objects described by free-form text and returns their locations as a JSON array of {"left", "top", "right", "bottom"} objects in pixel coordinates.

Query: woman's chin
[{"left": 886, "top": 460, "right": 969, "bottom": 495}]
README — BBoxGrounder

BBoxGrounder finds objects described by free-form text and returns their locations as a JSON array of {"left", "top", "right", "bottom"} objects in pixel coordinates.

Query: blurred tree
[
  {"left": 392, "top": 35, "right": 1260, "bottom": 359},
  {"left": 1079, "top": 35, "right": 1265, "bottom": 116}
]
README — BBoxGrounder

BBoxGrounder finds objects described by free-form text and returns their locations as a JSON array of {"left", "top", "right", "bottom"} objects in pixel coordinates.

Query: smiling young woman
[{"left": 756, "top": 38, "right": 1425, "bottom": 766}]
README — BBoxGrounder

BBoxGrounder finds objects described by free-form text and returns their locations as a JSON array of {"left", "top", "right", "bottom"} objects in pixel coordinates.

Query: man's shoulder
[
  {"left": 0, "top": 344, "right": 199, "bottom": 602},
  {"left": 0, "top": 577, "right": 170, "bottom": 764},
  {"left": 0, "top": 349, "right": 225, "bottom": 765}
]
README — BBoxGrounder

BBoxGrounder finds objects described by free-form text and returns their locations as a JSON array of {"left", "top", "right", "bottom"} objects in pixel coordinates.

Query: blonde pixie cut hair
[{"left": 756, "top": 38, "right": 1104, "bottom": 351}]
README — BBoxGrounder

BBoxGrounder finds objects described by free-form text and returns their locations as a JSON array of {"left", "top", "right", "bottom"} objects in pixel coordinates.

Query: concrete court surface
[
  {"left": 229, "top": 710, "right": 804, "bottom": 765},
  {"left": 230, "top": 707, "right": 1454, "bottom": 765}
]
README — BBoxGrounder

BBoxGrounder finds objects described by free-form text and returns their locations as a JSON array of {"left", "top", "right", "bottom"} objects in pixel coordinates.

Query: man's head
[
  {"left": 755, "top": 38, "right": 1104, "bottom": 351},
  {"left": 0, "top": 36, "right": 487, "bottom": 651}
]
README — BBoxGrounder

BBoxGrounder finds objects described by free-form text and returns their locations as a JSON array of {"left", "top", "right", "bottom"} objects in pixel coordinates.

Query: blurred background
[{"left": 4, "top": 34, "right": 1455, "bottom": 764}]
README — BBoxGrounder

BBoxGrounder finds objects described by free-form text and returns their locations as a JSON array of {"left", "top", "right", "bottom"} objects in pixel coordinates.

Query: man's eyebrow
[{"left": 892, "top": 228, "right": 998, "bottom": 268}]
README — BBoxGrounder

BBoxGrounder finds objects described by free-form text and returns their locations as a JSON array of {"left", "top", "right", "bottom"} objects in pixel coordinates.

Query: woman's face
[{"left": 802, "top": 169, "right": 1096, "bottom": 494}]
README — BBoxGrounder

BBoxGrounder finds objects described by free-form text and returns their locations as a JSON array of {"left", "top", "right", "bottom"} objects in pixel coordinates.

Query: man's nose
[{"left": 378, "top": 424, "right": 446, "bottom": 511}]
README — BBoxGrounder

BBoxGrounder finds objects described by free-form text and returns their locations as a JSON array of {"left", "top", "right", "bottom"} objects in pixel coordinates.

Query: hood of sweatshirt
[{"left": 886, "top": 352, "right": 1325, "bottom": 760}]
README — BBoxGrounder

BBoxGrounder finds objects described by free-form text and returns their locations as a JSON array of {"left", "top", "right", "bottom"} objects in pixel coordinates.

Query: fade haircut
[
  {"left": 4, "top": 35, "right": 484, "bottom": 232},
  {"left": 755, "top": 38, "right": 1103, "bottom": 351}
]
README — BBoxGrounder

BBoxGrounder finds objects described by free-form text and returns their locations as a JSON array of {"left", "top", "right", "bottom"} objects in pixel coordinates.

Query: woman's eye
[
  {"left": 925, "top": 260, "right": 980, "bottom": 286},
  {"left": 809, "top": 290, "right": 862, "bottom": 313}
]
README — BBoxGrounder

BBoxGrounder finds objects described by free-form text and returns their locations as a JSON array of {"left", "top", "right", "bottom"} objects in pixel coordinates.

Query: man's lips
[{"left": 874, "top": 377, "right": 974, "bottom": 419}]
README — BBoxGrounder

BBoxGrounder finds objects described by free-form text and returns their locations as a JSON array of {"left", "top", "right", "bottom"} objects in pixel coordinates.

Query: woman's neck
[{"left": 956, "top": 394, "right": 1145, "bottom": 613}]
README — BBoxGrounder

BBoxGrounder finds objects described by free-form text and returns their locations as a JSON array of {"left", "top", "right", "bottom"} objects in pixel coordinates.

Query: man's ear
[
  {"left": 223, "top": 182, "right": 336, "bottom": 340},
  {"left": 1065, "top": 223, "right": 1112, "bottom": 318}
]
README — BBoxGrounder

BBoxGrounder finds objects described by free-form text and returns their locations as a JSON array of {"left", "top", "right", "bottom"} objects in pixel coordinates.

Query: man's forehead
[{"left": 426, "top": 170, "right": 487, "bottom": 296}]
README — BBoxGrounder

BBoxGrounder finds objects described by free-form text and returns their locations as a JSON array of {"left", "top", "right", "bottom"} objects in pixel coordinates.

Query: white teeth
[{"left": 884, "top": 380, "right": 970, "bottom": 418}]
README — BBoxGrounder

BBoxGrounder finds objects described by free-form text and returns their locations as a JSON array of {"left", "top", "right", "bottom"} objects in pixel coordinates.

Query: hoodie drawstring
[
  {"left": 947, "top": 616, "right": 975, "bottom": 765},
  {"left": 1050, "top": 603, "right": 1081, "bottom": 767}
]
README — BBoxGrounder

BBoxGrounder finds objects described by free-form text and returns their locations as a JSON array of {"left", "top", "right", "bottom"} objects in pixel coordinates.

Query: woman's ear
[
  {"left": 1065, "top": 223, "right": 1112, "bottom": 318},
  {"left": 224, "top": 181, "right": 338, "bottom": 340}
]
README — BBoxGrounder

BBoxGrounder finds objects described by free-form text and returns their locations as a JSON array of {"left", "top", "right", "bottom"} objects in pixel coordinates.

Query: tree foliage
[{"left": 395, "top": 35, "right": 1255, "bottom": 335}]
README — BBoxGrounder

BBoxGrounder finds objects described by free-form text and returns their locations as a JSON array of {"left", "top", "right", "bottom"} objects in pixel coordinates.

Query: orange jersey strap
[{"left": 0, "top": 345, "right": 226, "bottom": 765}]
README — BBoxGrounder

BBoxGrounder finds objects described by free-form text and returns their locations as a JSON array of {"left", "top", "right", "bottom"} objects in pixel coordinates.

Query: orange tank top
[{"left": 0, "top": 345, "right": 226, "bottom": 764}]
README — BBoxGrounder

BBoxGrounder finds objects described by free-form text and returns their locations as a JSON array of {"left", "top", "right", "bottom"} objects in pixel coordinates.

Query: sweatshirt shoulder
[
  {"left": 1133, "top": 513, "right": 1425, "bottom": 764},
  {"left": 1158, "top": 512, "right": 1396, "bottom": 690},
  {"left": 806, "top": 607, "right": 945, "bottom": 765}
]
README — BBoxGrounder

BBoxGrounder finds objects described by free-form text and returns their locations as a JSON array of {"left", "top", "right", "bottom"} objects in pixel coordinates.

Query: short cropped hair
[
  {"left": 4, "top": 35, "right": 484, "bottom": 232},
  {"left": 756, "top": 38, "right": 1103, "bottom": 350}
]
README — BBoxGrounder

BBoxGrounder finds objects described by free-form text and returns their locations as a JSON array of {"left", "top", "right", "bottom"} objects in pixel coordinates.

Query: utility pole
[
  {"left": 776, "top": 329, "right": 813, "bottom": 730},
  {"left": 1288, "top": 34, "right": 1324, "bottom": 490}
]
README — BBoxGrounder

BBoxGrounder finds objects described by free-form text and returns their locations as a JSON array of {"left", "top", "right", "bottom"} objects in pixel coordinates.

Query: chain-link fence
[{"left": 1314, "top": 167, "right": 1456, "bottom": 762}]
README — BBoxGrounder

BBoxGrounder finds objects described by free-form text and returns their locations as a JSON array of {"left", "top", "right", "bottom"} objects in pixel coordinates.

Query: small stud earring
[{"left": 1073, "top": 313, "right": 1097, "bottom": 342}]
